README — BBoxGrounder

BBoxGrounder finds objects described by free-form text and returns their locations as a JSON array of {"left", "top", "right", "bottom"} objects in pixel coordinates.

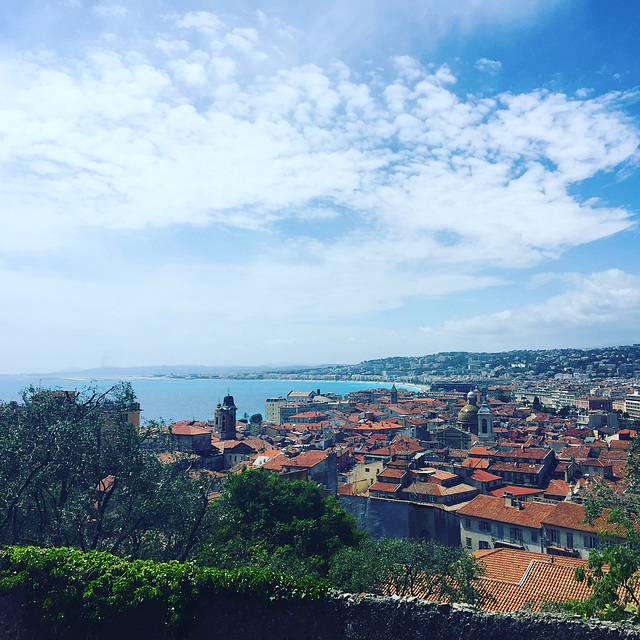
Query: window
[
  {"left": 365, "top": 467, "right": 370, "bottom": 472},
  {"left": 497, "top": 524, "right": 504, "bottom": 539},
  {"left": 479, "top": 541, "right": 490, "bottom": 549},
  {"left": 466, "top": 537, "right": 472, "bottom": 549},
  {"left": 585, "top": 535, "right": 599, "bottom": 549},
  {"left": 480, "top": 520, "right": 491, "bottom": 532},
  {"left": 481, "top": 419, "right": 488, "bottom": 434},
  {"left": 549, "top": 528, "right": 559, "bottom": 544},
  {"left": 566, "top": 533, "right": 574, "bottom": 549},
  {"left": 465, "top": 518, "right": 472, "bottom": 528},
  {"left": 510, "top": 527, "right": 523, "bottom": 543}
]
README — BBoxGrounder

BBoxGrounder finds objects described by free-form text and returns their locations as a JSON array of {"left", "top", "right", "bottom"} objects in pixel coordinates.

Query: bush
[{"left": 0, "top": 545, "right": 328, "bottom": 638}]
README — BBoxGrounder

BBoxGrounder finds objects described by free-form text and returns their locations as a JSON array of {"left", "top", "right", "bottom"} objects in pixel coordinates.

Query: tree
[
  {"left": 0, "top": 384, "right": 214, "bottom": 561},
  {"left": 328, "top": 538, "right": 487, "bottom": 605},
  {"left": 565, "top": 437, "right": 640, "bottom": 621},
  {"left": 250, "top": 413, "right": 263, "bottom": 425},
  {"left": 196, "top": 467, "right": 365, "bottom": 575}
]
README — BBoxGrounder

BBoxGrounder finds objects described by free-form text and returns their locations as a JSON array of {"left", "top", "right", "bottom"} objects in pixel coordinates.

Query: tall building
[
  {"left": 477, "top": 398, "right": 495, "bottom": 442},
  {"left": 215, "top": 394, "right": 237, "bottom": 440}
]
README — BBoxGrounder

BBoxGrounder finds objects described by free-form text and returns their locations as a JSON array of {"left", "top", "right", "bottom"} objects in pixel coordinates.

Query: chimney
[
  {"left": 516, "top": 500, "right": 524, "bottom": 511},
  {"left": 504, "top": 491, "right": 514, "bottom": 508}
]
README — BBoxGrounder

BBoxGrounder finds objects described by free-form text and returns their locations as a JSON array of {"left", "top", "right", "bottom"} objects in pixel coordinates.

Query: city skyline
[{"left": 1, "top": 0, "right": 639, "bottom": 374}]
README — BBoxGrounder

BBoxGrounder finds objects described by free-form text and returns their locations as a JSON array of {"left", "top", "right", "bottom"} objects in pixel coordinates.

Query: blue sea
[{"left": 0, "top": 377, "right": 415, "bottom": 424}]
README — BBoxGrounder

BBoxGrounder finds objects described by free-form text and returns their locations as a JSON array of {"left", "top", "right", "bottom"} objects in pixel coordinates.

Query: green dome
[{"left": 457, "top": 404, "right": 479, "bottom": 426}]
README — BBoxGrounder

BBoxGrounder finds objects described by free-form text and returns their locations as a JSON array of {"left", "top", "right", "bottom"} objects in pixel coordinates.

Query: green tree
[
  {"left": 565, "top": 437, "right": 640, "bottom": 621},
  {"left": 328, "top": 538, "right": 487, "bottom": 604},
  {"left": 196, "top": 467, "right": 365, "bottom": 575},
  {"left": 250, "top": 413, "right": 263, "bottom": 425},
  {"left": 0, "top": 384, "right": 214, "bottom": 561}
]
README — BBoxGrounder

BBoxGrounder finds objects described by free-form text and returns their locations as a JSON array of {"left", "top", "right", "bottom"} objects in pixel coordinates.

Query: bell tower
[
  {"left": 477, "top": 398, "right": 494, "bottom": 442},
  {"left": 215, "top": 394, "right": 237, "bottom": 440}
]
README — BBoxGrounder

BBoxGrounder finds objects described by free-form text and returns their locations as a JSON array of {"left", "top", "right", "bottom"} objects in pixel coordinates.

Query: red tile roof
[
  {"left": 369, "top": 482, "right": 402, "bottom": 493},
  {"left": 378, "top": 467, "right": 406, "bottom": 479},
  {"left": 282, "top": 450, "right": 328, "bottom": 468},
  {"left": 171, "top": 424, "right": 212, "bottom": 436},
  {"left": 457, "top": 494, "right": 555, "bottom": 528},
  {"left": 472, "top": 548, "right": 591, "bottom": 612},
  {"left": 490, "top": 462, "right": 543, "bottom": 474},
  {"left": 539, "top": 501, "right": 622, "bottom": 535},
  {"left": 490, "top": 485, "right": 545, "bottom": 498},
  {"left": 471, "top": 469, "right": 502, "bottom": 482}
]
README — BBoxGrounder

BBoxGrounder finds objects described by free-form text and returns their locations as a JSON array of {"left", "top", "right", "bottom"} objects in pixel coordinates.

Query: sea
[{"left": 0, "top": 376, "right": 418, "bottom": 424}]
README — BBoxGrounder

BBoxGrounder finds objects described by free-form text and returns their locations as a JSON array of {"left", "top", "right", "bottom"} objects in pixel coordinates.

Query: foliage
[
  {"left": 328, "top": 538, "right": 487, "bottom": 605},
  {"left": 0, "top": 383, "right": 215, "bottom": 561},
  {"left": 250, "top": 413, "right": 263, "bottom": 424},
  {"left": 565, "top": 437, "right": 640, "bottom": 622},
  {"left": 0, "top": 545, "right": 328, "bottom": 638},
  {"left": 196, "top": 467, "right": 365, "bottom": 576}
]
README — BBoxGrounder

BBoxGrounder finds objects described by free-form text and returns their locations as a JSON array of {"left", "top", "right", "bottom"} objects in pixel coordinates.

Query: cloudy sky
[{"left": 1, "top": 0, "right": 639, "bottom": 373}]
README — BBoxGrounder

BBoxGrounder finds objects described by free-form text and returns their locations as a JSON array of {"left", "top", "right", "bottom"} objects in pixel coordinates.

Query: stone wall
[
  {"left": 339, "top": 494, "right": 460, "bottom": 545},
  {"left": 2, "top": 590, "right": 640, "bottom": 640}
]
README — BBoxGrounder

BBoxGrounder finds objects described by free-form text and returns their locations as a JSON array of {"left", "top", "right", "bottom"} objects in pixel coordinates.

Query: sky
[{"left": 1, "top": 0, "right": 639, "bottom": 373}]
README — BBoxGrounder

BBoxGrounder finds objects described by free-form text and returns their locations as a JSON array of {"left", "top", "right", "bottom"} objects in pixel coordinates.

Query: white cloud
[
  {"left": 430, "top": 270, "right": 640, "bottom": 344},
  {"left": 2, "top": 26, "right": 635, "bottom": 270},
  {"left": 0, "top": 5, "right": 638, "bottom": 371},
  {"left": 475, "top": 58, "right": 502, "bottom": 74},
  {"left": 93, "top": 4, "right": 128, "bottom": 18}
]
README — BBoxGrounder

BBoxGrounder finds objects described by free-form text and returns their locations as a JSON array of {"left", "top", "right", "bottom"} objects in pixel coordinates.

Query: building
[
  {"left": 457, "top": 390, "right": 480, "bottom": 435},
  {"left": 171, "top": 422, "right": 212, "bottom": 453},
  {"left": 457, "top": 493, "right": 555, "bottom": 552},
  {"left": 265, "top": 397, "right": 287, "bottom": 423},
  {"left": 281, "top": 450, "right": 338, "bottom": 494},
  {"left": 477, "top": 398, "right": 495, "bottom": 442},
  {"left": 540, "top": 501, "right": 621, "bottom": 560},
  {"left": 214, "top": 394, "right": 237, "bottom": 440}
]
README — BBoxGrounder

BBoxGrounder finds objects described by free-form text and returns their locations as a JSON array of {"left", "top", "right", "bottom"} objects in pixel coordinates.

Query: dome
[
  {"left": 222, "top": 395, "right": 237, "bottom": 410},
  {"left": 458, "top": 404, "right": 479, "bottom": 422}
]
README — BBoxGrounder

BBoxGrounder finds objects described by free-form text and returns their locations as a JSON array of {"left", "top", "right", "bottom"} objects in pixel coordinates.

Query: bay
[{"left": 0, "top": 376, "right": 414, "bottom": 424}]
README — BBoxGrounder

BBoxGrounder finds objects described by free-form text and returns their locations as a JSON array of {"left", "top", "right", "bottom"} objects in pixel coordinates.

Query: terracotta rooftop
[
  {"left": 490, "top": 485, "right": 545, "bottom": 498},
  {"left": 457, "top": 494, "right": 556, "bottom": 528},
  {"left": 490, "top": 462, "right": 543, "bottom": 474},
  {"left": 171, "top": 424, "right": 212, "bottom": 436},
  {"left": 472, "top": 548, "right": 591, "bottom": 612},
  {"left": 540, "top": 501, "right": 624, "bottom": 536},
  {"left": 471, "top": 469, "right": 502, "bottom": 482},
  {"left": 495, "top": 448, "right": 552, "bottom": 461},
  {"left": 282, "top": 449, "right": 328, "bottom": 468},
  {"left": 378, "top": 467, "right": 406, "bottom": 479},
  {"left": 369, "top": 481, "right": 402, "bottom": 493}
]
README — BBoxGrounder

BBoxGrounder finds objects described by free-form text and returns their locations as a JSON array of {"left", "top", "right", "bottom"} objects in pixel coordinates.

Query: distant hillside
[{"left": 40, "top": 363, "right": 323, "bottom": 378}]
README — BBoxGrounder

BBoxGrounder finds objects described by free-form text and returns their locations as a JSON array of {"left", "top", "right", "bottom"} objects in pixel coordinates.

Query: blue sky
[{"left": 1, "top": 0, "right": 639, "bottom": 373}]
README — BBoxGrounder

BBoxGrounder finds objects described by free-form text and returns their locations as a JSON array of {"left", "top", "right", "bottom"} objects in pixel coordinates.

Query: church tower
[
  {"left": 215, "top": 394, "right": 237, "bottom": 440},
  {"left": 477, "top": 398, "right": 495, "bottom": 442},
  {"left": 390, "top": 384, "right": 398, "bottom": 405}
]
